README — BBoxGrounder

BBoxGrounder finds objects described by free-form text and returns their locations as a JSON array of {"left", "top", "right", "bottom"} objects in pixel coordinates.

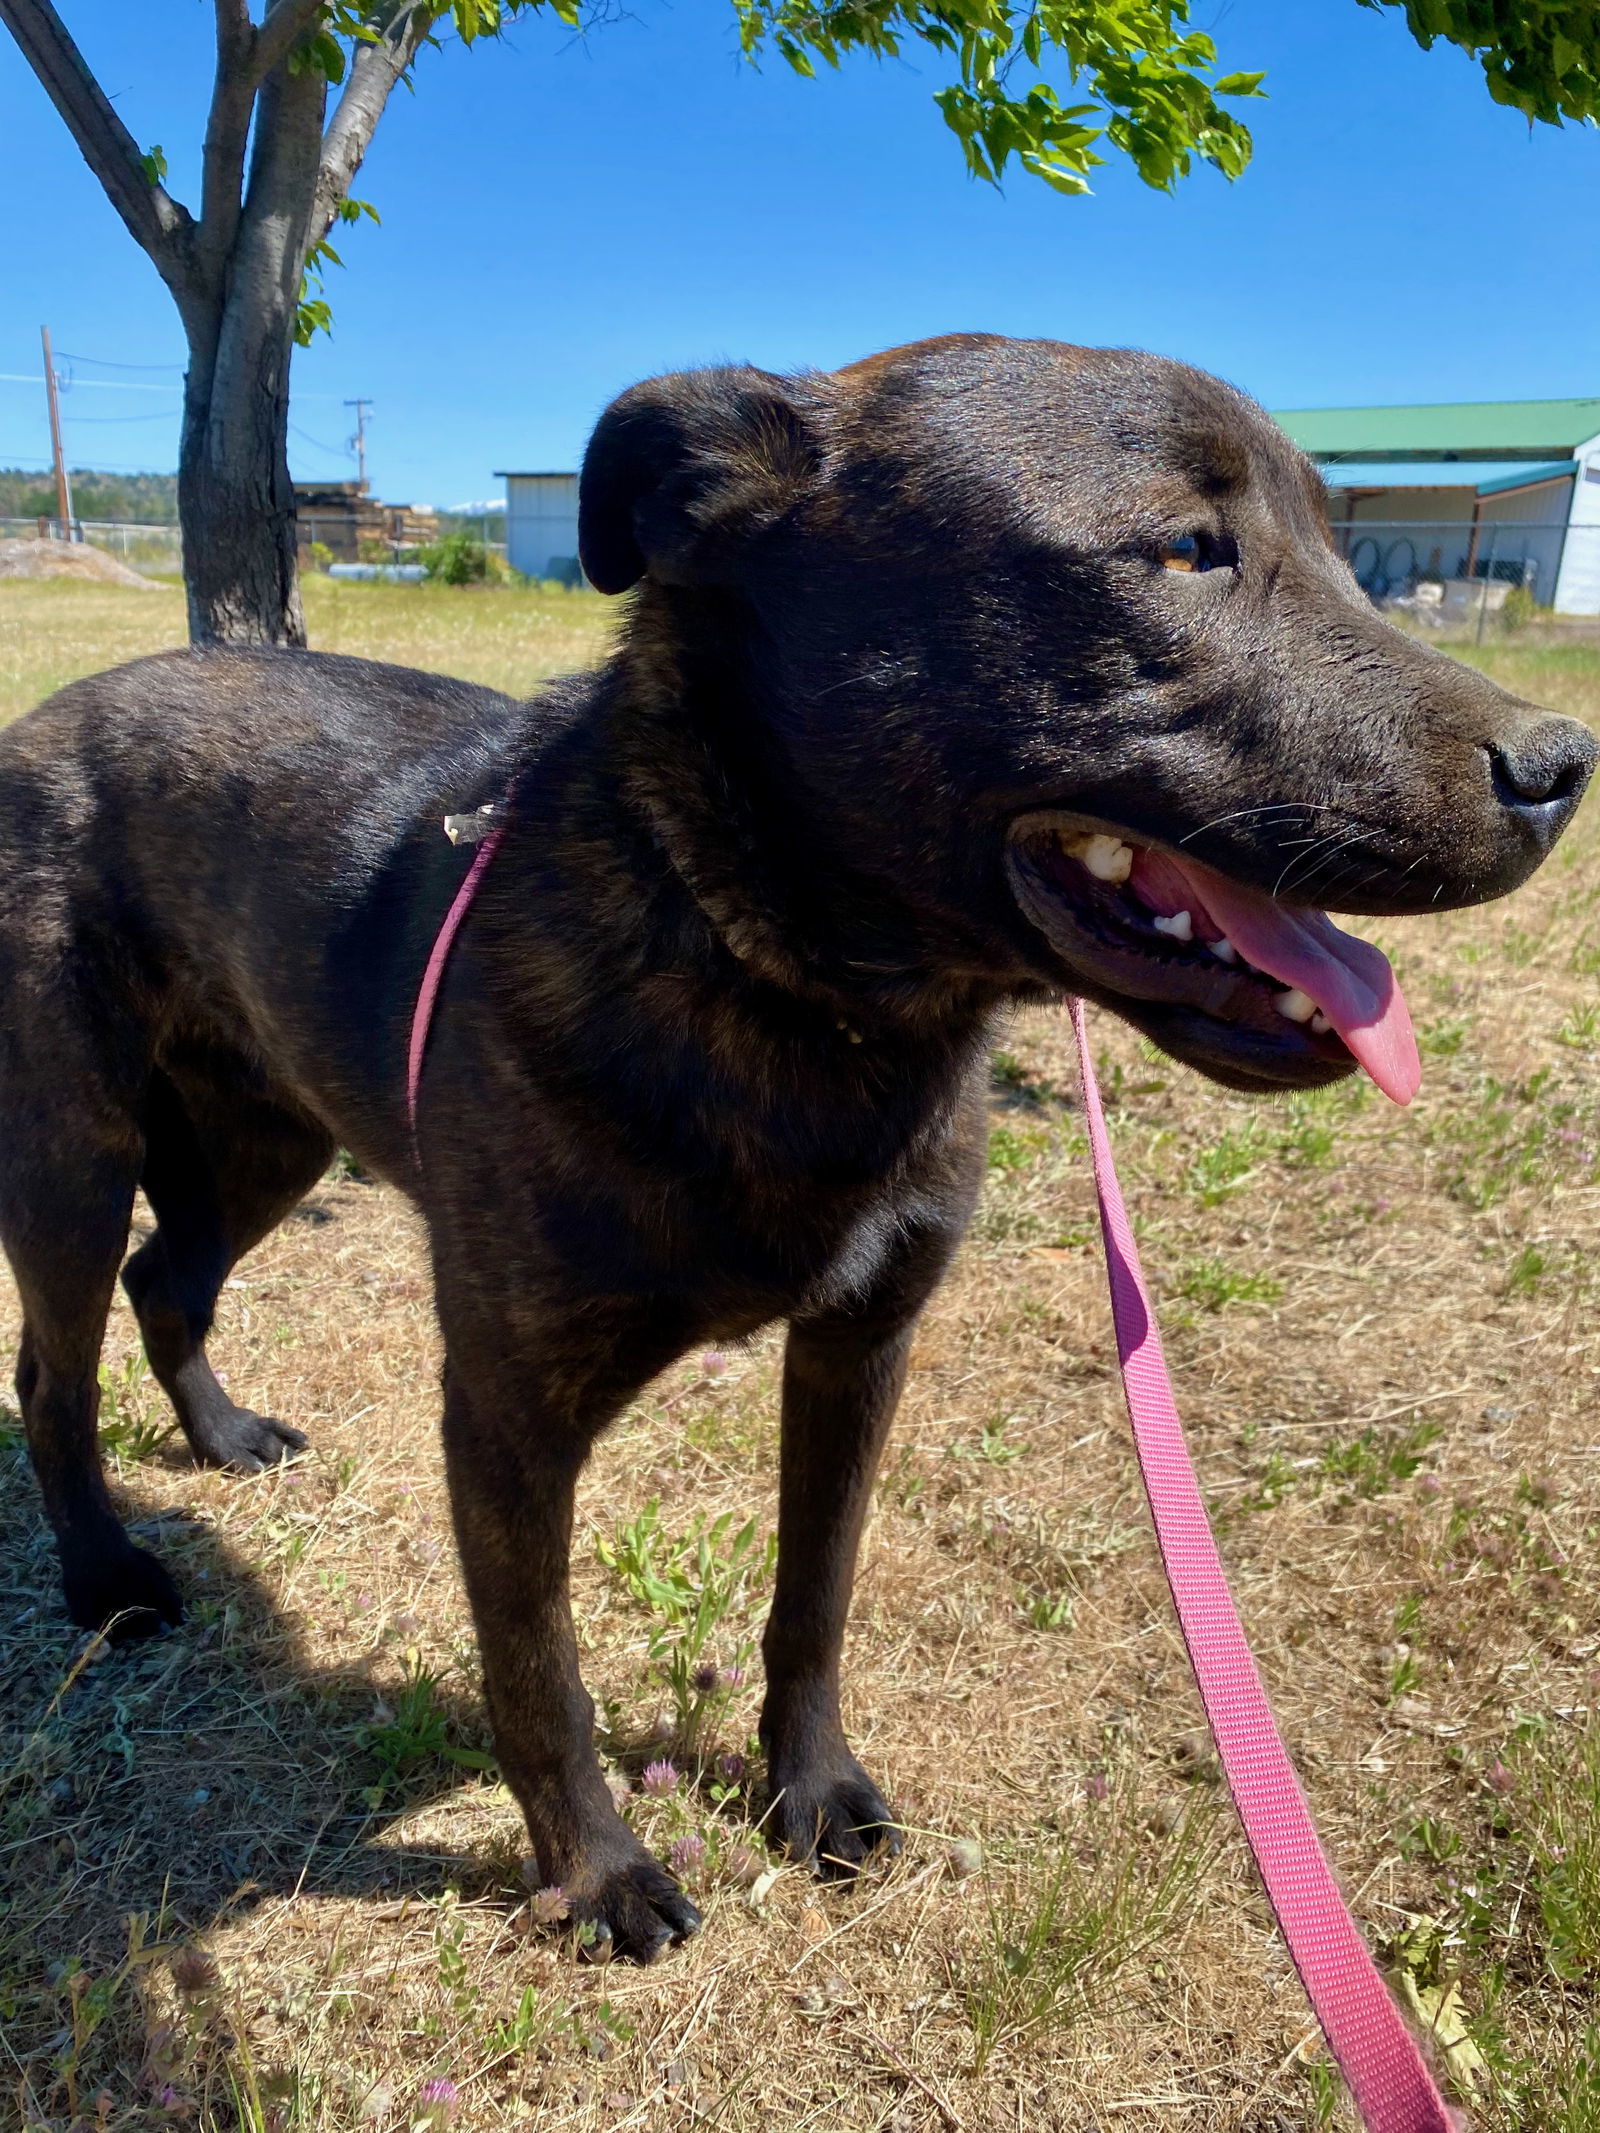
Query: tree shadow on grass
[{"left": 0, "top": 1446, "right": 525, "bottom": 2080}]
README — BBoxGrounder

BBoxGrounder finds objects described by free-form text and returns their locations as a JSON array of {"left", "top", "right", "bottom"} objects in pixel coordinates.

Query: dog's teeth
[
  {"left": 1206, "top": 936, "right": 1237, "bottom": 964},
  {"left": 1067, "top": 833, "right": 1134, "bottom": 885},
  {"left": 1311, "top": 1010, "right": 1332, "bottom": 1035},
  {"left": 1152, "top": 909, "right": 1193, "bottom": 942},
  {"left": 1274, "top": 988, "right": 1318, "bottom": 1025}
]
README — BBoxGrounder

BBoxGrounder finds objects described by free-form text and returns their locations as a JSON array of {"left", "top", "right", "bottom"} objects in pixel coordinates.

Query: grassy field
[
  {"left": 6, "top": 585, "right": 1600, "bottom": 2130},
  {"left": 0, "top": 576, "right": 617, "bottom": 725}
]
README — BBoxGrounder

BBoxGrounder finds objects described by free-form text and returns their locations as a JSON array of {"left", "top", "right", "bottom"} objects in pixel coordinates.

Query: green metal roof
[
  {"left": 1271, "top": 397, "right": 1600, "bottom": 462},
  {"left": 1320, "top": 460, "right": 1575, "bottom": 495}
]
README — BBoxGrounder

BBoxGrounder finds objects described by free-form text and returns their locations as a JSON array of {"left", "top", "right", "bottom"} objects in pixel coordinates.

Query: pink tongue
[{"left": 1129, "top": 850, "right": 1421, "bottom": 1106}]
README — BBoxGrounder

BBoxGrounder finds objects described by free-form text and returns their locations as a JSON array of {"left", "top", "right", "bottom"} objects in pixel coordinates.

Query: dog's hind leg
[
  {"left": 121, "top": 1066, "right": 334, "bottom": 1470},
  {"left": 4, "top": 1123, "right": 183, "bottom": 1639}
]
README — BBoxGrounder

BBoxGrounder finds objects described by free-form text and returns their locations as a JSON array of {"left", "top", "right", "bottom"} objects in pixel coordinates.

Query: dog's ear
[{"left": 578, "top": 367, "right": 821, "bottom": 595}]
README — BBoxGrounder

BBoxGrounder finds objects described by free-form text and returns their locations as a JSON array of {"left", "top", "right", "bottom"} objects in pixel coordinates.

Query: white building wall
[
  {"left": 502, "top": 473, "right": 581, "bottom": 582},
  {"left": 1555, "top": 432, "right": 1600, "bottom": 615}
]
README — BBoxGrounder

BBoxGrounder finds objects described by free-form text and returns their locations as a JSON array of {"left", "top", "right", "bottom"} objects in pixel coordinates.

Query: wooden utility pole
[
  {"left": 344, "top": 397, "right": 373, "bottom": 487},
  {"left": 40, "top": 325, "right": 74, "bottom": 540}
]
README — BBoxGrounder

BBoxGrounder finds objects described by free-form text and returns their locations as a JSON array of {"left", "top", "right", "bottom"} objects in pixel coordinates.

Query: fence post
[{"left": 1476, "top": 525, "right": 1499, "bottom": 647}]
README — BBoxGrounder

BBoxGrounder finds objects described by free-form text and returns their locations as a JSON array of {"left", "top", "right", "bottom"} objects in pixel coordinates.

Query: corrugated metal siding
[
  {"left": 1556, "top": 454, "right": 1600, "bottom": 613},
  {"left": 503, "top": 473, "right": 581, "bottom": 581},
  {"left": 1476, "top": 476, "right": 1574, "bottom": 528}
]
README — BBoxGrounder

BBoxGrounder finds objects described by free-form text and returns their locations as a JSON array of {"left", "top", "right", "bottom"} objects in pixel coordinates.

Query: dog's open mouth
[{"left": 1005, "top": 813, "right": 1421, "bottom": 1105}]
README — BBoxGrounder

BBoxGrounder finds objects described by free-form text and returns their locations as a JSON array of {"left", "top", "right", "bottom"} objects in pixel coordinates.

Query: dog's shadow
[{"left": 3, "top": 1459, "right": 529, "bottom": 1990}]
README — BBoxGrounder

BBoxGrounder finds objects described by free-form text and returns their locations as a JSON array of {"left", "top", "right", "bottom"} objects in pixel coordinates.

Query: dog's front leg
[
  {"left": 439, "top": 1337, "right": 700, "bottom": 1962},
  {"left": 761, "top": 1224, "right": 960, "bottom": 1877}
]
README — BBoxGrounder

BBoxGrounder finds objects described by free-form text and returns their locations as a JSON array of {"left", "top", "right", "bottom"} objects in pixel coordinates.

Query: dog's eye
[{"left": 1157, "top": 532, "right": 1237, "bottom": 573}]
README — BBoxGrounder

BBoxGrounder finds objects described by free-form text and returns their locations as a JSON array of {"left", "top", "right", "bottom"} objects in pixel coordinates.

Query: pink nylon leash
[
  {"left": 406, "top": 824, "right": 506, "bottom": 1134},
  {"left": 1067, "top": 998, "right": 1456, "bottom": 2133},
  {"left": 404, "top": 819, "right": 1456, "bottom": 2126}
]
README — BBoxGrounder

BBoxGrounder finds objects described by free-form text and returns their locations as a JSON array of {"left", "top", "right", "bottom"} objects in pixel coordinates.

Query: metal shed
[
  {"left": 497, "top": 471, "right": 582, "bottom": 584},
  {"left": 1270, "top": 397, "right": 1600, "bottom": 612}
]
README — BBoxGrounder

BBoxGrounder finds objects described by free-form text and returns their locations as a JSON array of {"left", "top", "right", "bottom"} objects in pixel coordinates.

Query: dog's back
[{"left": 0, "top": 648, "right": 572, "bottom": 1132}]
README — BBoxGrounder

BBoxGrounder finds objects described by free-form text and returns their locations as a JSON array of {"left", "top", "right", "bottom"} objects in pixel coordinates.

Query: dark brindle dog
[{"left": 1, "top": 335, "right": 1593, "bottom": 1957}]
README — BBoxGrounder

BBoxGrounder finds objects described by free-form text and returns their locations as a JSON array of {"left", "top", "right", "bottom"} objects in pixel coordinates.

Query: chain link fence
[
  {"left": 1, "top": 518, "right": 182, "bottom": 573},
  {"left": 1328, "top": 518, "right": 1561, "bottom": 605}
]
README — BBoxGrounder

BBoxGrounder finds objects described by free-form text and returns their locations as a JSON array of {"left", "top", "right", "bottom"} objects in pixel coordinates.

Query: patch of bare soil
[{"left": 0, "top": 537, "right": 161, "bottom": 589}]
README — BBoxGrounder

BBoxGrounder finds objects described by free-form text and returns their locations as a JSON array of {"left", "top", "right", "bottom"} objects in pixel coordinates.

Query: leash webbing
[
  {"left": 1067, "top": 999, "right": 1456, "bottom": 2133},
  {"left": 406, "top": 824, "right": 507, "bottom": 1134}
]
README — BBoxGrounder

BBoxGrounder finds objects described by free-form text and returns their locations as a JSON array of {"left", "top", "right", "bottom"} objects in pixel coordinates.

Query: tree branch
[
  {"left": 194, "top": 0, "right": 261, "bottom": 299},
  {"left": 251, "top": 0, "right": 330, "bottom": 87},
  {"left": 0, "top": 0, "right": 195, "bottom": 280},
  {"left": 312, "top": 0, "right": 434, "bottom": 237}
]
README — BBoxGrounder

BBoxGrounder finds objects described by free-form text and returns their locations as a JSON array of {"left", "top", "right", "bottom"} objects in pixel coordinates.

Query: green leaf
[
  {"left": 138, "top": 143, "right": 167, "bottom": 186},
  {"left": 1356, "top": 1, "right": 1600, "bottom": 125},
  {"left": 1213, "top": 70, "right": 1267, "bottom": 97},
  {"left": 294, "top": 296, "right": 334, "bottom": 348}
]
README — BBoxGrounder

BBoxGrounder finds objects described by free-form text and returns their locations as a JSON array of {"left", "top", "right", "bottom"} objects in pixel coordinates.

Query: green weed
[
  {"left": 596, "top": 1501, "right": 775, "bottom": 1752},
  {"left": 1222, "top": 1449, "right": 1297, "bottom": 1523},
  {"left": 1558, "top": 1002, "right": 1600, "bottom": 1050},
  {"left": 986, "top": 1123, "right": 1048, "bottom": 1173},
  {"left": 1094, "top": 1055, "right": 1168, "bottom": 1106},
  {"left": 1184, "top": 1124, "right": 1261, "bottom": 1206},
  {"left": 1024, "top": 1590, "right": 1073, "bottom": 1632},
  {"left": 1173, "top": 1256, "right": 1284, "bottom": 1312},
  {"left": 1318, "top": 1419, "right": 1442, "bottom": 1500},
  {"left": 1420, "top": 1014, "right": 1470, "bottom": 1057},
  {"left": 1302, "top": 2054, "right": 1343, "bottom": 2128},
  {"left": 1426, "top": 1067, "right": 1594, "bottom": 1210},
  {"left": 961, "top": 1785, "right": 1218, "bottom": 2071},
  {"left": 359, "top": 1659, "right": 495, "bottom": 1806},
  {"left": 96, "top": 1350, "right": 172, "bottom": 1464},
  {"left": 952, "top": 1414, "right": 1029, "bottom": 1465}
]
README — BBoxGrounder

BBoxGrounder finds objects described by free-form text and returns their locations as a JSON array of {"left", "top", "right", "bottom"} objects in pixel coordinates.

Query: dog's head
[{"left": 579, "top": 335, "right": 1596, "bottom": 1101}]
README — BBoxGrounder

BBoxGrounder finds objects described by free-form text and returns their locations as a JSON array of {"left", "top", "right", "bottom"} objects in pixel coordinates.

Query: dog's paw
[
  {"left": 768, "top": 1756, "right": 901, "bottom": 1880},
  {"left": 63, "top": 1541, "right": 183, "bottom": 1641},
  {"left": 191, "top": 1406, "right": 309, "bottom": 1472},
  {"left": 564, "top": 1854, "right": 701, "bottom": 1963}
]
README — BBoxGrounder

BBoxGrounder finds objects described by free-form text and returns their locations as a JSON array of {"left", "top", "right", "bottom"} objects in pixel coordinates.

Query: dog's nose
[{"left": 1486, "top": 718, "right": 1598, "bottom": 850}]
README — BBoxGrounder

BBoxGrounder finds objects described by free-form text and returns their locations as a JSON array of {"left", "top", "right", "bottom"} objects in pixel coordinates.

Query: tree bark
[
  {"left": 178, "top": 309, "right": 307, "bottom": 649},
  {"left": 178, "top": 59, "right": 326, "bottom": 646}
]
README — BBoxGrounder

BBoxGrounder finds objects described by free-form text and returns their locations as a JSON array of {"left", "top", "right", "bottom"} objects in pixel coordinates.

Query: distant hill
[{"left": 0, "top": 468, "right": 179, "bottom": 523}]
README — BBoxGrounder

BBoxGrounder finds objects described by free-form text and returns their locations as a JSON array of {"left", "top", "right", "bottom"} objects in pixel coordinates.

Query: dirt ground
[{"left": 4, "top": 593, "right": 1600, "bottom": 2131}]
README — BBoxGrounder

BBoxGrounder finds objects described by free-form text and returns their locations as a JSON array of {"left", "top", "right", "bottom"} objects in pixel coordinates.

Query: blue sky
[{"left": 2, "top": 0, "right": 1596, "bottom": 508}]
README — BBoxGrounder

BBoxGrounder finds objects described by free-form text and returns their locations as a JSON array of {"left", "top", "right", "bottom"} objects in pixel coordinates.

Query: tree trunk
[
  {"left": 0, "top": 0, "right": 419, "bottom": 649},
  {"left": 178, "top": 309, "right": 306, "bottom": 648},
  {"left": 177, "top": 63, "right": 326, "bottom": 648}
]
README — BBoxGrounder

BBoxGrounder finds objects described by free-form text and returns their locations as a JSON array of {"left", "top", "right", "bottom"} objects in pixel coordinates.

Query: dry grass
[
  {"left": 0, "top": 577, "right": 618, "bottom": 724},
  {"left": 5, "top": 594, "right": 1600, "bottom": 2130}
]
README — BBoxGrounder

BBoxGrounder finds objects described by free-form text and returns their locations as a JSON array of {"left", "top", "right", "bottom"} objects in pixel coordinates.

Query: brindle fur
[{"left": 0, "top": 335, "right": 1592, "bottom": 1959}]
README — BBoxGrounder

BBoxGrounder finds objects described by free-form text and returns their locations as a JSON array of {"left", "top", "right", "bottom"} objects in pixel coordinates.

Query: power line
[
  {"left": 0, "top": 372, "right": 176, "bottom": 394},
  {"left": 54, "top": 351, "right": 183, "bottom": 371},
  {"left": 289, "top": 421, "right": 354, "bottom": 459},
  {"left": 50, "top": 408, "right": 182, "bottom": 424}
]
